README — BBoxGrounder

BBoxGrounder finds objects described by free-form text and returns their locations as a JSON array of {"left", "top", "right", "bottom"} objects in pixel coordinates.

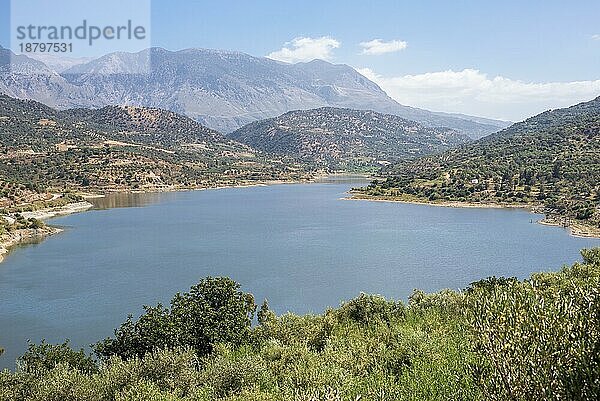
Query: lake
[{"left": 1, "top": 181, "right": 599, "bottom": 368}]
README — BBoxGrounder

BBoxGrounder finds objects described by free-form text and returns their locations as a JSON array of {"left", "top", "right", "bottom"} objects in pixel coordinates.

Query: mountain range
[
  {"left": 0, "top": 46, "right": 509, "bottom": 137},
  {"left": 0, "top": 91, "right": 475, "bottom": 196},
  {"left": 230, "top": 107, "right": 470, "bottom": 170}
]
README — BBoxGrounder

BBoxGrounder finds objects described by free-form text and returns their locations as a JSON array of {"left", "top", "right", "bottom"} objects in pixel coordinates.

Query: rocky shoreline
[
  {"left": 0, "top": 201, "right": 94, "bottom": 264},
  {"left": 0, "top": 226, "right": 62, "bottom": 264},
  {"left": 18, "top": 201, "right": 94, "bottom": 220},
  {"left": 538, "top": 217, "right": 600, "bottom": 239},
  {"left": 346, "top": 192, "right": 530, "bottom": 209}
]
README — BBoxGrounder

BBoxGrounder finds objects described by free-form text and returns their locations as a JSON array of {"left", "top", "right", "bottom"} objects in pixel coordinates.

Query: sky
[{"left": 1, "top": 0, "right": 600, "bottom": 121}]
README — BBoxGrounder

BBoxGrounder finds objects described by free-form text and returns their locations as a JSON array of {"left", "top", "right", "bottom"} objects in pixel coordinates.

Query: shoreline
[
  {"left": 0, "top": 226, "right": 63, "bottom": 264},
  {"left": 347, "top": 192, "right": 600, "bottom": 239},
  {"left": 83, "top": 177, "right": 323, "bottom": 197},
  {"left": 538, "top": 217, "right": 600, "bottom": 239},
  {"left": 77, "top": 172, "right": 365, "bottom": 199},
  {"left": 345, "top": 193, "right": 531, "bottom": 210},
  {"left": 77, "top": 171, "right": 372, "bottom": 198},
  {"left": 0, "top": 202, "right": 94, "bottom": 264},
  {"left": 19, "top": 201, "right": 94, "bottom": 221}
]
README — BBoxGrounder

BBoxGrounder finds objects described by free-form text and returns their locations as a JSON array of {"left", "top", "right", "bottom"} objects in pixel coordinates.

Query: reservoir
[{"left": 1, "top": 182, "right": 598, "bottom": 368}]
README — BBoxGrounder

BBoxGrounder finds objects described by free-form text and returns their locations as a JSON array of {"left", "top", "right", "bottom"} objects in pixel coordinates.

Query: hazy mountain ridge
[
  {"left": 0, "top": 46, "right": 506, "bottom": 137},
  {"left": 27, "top": 54, "right": 94, "bottom": 73},
  {"left": 230, "top": 107, "right": 471, "bottom": 170}
]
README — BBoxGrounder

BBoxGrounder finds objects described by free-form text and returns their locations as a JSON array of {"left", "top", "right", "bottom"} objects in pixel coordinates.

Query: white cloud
[
  {"left": 592, "top": 34, "right": 600, "bottom": 41},
  {"left": 359, "top": 39, "right": 407, "bottom": 55},
  {"left": 267, "top": 36, "right": 340, "bottom": 63},
  {"left": 356, "top": 67, "right": 600, "bottom": 121}
]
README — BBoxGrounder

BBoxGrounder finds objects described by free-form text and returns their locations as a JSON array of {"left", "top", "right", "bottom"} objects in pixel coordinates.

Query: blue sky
[
  {"left": 148, "top": 0, "right": 600, "bottom": 83},
  {"left": 1, "top": 0, "right": 600, "bottom": 120}
]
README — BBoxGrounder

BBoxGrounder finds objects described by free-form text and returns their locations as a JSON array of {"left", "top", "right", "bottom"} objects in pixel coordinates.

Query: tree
[
  {"left": 257, "top": 299, "right": 276, "bottom": 326},
  {"left": 94, "top": 277, "right": 256, "bottom": 360},
  {"left": 93, "top": 304, "right": 173, "bottom": 361},
  {"left": 170, "top": 277, "right": 256, "bottom": 357}
]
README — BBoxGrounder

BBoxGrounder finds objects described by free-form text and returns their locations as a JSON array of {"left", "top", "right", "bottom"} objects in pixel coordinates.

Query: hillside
[
  {"left": 230, "top": 107, "right": 471, "bottom": 171},
  {"left": 0, "top": 46, "right": 507, "bottom": 137},
  {"left": 0, "top": 95, "right": 309, "bottom": 207},
  {"left": 354, "top": 97, "right": 600, "bottom": 235},
  {"left": 63, "top": 105, "right": 229, "bottom": 147}
]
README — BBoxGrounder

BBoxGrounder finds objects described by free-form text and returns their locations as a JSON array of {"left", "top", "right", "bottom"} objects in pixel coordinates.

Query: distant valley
[{"left": 0, "top": 93, "right": 477, "bottom": 212}]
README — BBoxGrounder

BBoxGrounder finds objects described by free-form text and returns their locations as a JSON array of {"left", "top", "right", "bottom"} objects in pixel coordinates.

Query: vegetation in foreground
[
  {"left": 355, "top": 97, "right": 600, "bottom": 236},
  {"left": 1, "top": 249, "right": 599, "bottom": 400}
]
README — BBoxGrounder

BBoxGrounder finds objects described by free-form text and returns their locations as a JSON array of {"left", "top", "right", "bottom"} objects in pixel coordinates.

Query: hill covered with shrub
[
  {"left": 354, "top": 97, "right": 600, "bottom": 236},
  {"left": 0, "top": 94, "right": 310, "bottom": 201},
  {"left": 230, "top": 107, "right": 470, "bottom": 171}
]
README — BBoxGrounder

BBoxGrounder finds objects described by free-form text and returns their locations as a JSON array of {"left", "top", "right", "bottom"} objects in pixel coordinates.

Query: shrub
[
  {"left": 408, "top": 288, "right": 464, "bottom": 315},
  {"left": 336, "top": 293, "right": 404, "bottom": 325},
  {"left": 198, "top": 345, "right": 273, "bottom": 397},
  {"left": 17, "top": 340, "right": 98, "bottom": 376},
  {"left": 468, "top": 249, "right": 600, "bottom": 400},
  {"left": 94, "top": 277, "right": 256, "bottom": 361}
]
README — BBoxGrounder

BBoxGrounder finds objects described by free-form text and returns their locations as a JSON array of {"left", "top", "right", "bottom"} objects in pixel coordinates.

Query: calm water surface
[{"left": 1, "top": 182, "right": 599, "bottom": 368}]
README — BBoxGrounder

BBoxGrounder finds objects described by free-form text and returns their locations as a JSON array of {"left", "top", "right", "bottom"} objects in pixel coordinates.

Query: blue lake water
[{"left": 1, "top": 182, "right": 599, "bottom": 368}]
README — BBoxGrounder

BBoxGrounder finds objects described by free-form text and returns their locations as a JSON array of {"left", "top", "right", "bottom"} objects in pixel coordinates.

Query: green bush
[
  {"left": 198, "top": 345, "right": 273, "bottom": 397},
  {"left": 18, "top": 340, "right": 98, "bottom": 376},
  {"left": 336, "top": 293, "right": 404, "bottom": 325},
  {"left": 469, "top": 249, "right": 600, "bottom": 400},
  {"left": 408, "top": 288, "right": 465, "bottom": 316}
]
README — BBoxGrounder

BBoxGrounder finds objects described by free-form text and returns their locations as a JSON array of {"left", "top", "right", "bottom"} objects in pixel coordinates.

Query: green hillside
[
  {"left": 230, "top": 107, "right": 471, "bottom": 172},
  {"left": 0, "top": 95, "right": 310, "bottom": 208},
  {"left": 355, "top": 97, "right": 600, "bottom": 235}
]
